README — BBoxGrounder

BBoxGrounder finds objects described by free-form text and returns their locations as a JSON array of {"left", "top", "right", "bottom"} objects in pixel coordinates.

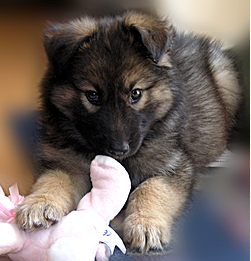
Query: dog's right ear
[{"left": 44, "top": 18, "right": 97, "bottom": 72}]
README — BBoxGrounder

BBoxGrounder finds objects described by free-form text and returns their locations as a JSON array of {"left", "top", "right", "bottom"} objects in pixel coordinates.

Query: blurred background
[{"left": 0, "top": 1, "right": 249, "bottom": 260}]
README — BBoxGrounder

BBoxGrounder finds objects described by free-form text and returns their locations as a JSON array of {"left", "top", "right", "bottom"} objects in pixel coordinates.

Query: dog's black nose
[{"left": 108, "top": 142, "right": 129, "bottom": 157}]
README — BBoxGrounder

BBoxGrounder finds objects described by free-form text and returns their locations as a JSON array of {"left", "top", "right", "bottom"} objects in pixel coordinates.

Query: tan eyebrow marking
[{"left": 80, "top": 93, "right": 100, "bottom": 113}]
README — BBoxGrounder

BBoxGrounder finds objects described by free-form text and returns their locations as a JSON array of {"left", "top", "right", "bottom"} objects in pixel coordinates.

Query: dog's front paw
[
  {"left": 15, "top": 195, "right": 68, "bottom": 231},
  {"left": 123, "top": 213, "right": 171, "bottom": 253}
]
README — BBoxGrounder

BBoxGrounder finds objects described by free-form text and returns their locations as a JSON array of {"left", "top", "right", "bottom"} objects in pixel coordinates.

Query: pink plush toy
[{"left": 0, "top": 155, "right": 131, "bottom": 261}]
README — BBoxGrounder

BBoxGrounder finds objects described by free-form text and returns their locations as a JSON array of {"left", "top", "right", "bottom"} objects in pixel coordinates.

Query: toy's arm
[{"left": 77, "top": 156, "right": 131, "bottom": 223}]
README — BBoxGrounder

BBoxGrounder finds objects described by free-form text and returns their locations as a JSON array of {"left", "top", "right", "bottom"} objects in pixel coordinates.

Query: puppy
[{"left": 15, "top": 11, "right": 241, "bottom": 252}]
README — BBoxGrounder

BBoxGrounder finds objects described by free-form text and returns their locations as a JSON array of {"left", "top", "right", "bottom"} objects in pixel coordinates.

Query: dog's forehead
[
  {"left": 73, "top": 56, "right": 153, "bottom": 93},
  {"left": 73, "top": 33, "right": 153, "bottom": 91}
]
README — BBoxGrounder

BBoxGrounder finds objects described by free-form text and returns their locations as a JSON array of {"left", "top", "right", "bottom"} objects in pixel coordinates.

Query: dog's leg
[
  {"left": 15, "top": 170, "right": 90, "bottom": 230},
  {"left": 123, "top": 175, "right": 189, "bottom": 252}
]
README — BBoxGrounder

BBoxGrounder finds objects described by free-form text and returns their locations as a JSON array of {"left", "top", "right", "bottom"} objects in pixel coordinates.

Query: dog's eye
[
  {"left": 130, "top": 89, "right": 142, "bottom": 104},
  {"left": 85, "top": 91, "right": 100, "bottom": 105}
]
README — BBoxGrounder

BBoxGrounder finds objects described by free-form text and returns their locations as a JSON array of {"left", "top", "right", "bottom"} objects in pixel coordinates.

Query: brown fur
[
  {"left": 15, "top": 170, "right": 76, "bottom": 230},
  {"left": 123, "top": 176, "right": 187, "bottom": 252}
]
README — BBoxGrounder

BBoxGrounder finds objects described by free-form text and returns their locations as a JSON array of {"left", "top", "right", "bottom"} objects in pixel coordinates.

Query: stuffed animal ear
[
  {"left": 44, "top": 18, "right": 97, "bottom": 72},
  {"left": 124, "top": 11, "right": 172, "bottom": 63}
]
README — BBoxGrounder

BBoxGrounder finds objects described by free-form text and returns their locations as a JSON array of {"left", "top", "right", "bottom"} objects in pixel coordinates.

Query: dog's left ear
[
  {"left": 124, "top": 12, "right": 171, "bottom": 63},
  {"left": 43, "top": 18, "right": 97, "bottom": 73}
]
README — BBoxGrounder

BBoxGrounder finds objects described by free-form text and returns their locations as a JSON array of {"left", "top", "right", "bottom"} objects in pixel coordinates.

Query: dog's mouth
[
  {"left": 106, "top": 152, "right": 128, "bottom": 160},
  {"left": 105, "top": 141, "right": 129, "bottom": 157},
  {"left": 105, "top": 146, "right": 131, "bottom": 160}
]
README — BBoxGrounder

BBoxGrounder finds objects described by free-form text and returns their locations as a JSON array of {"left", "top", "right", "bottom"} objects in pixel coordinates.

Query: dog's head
[{"left": 42, "top": 11, "right": 174, "bottom": 159}]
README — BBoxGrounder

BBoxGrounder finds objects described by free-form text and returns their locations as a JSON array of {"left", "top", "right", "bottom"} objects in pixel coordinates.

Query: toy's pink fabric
[
  {"left": 0, "top": 184, "right": 24, "bottom": 223},
  {"left": 0, "top": 155, "right": 131, "bottom": 261}
]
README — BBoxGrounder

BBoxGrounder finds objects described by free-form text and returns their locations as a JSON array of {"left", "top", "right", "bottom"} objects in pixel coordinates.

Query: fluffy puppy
[{"left": 15, "top": 11, "right": 241, "bottom": 252}]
